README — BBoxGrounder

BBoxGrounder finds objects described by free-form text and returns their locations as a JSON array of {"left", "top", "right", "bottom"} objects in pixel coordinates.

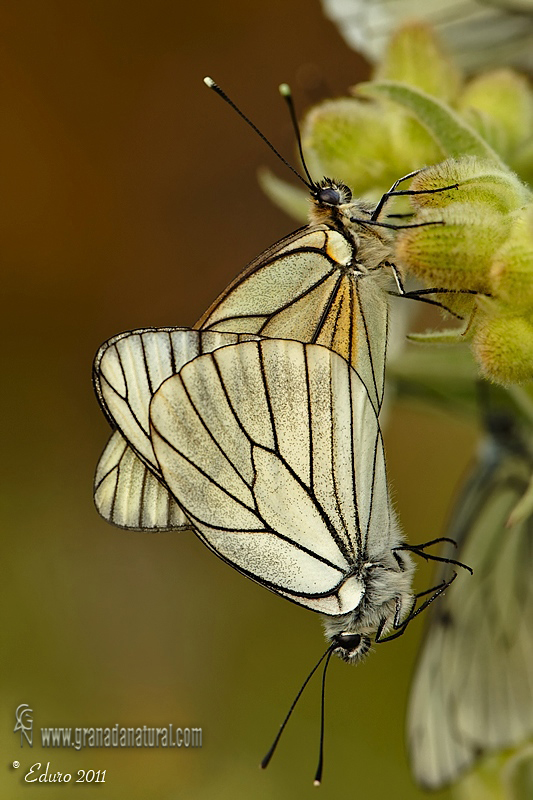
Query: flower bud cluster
[
  {"left": 396, "top": 158, "right": 533, "bottom": 384},
  {"left": 301, "top": 23, "right": 533, "bottom": 201}
]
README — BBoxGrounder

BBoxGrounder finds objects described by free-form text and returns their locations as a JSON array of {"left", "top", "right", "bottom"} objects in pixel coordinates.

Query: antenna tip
[
  {"left": 279, "top": 83, "right": 291, "bottom": 97},
  {"left": 313, "top": 779, "right": 321, "bottom": 787},
  {"left": 203, "top": 76, "right": 216, "bottom": 89}
]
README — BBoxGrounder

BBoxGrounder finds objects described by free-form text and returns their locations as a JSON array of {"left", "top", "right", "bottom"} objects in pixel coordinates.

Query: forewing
[
  {"left": 93, "top": 328, "right": 258, "bottom": 531},
  {"left": 408, "top": 432, "right": 533, "bottom": 789},
  {"left": 150, "top": 339, "right": 389, "bottom": 614},
  {"left": 196, "top": 227, "right": 388, "bottom": 413}
]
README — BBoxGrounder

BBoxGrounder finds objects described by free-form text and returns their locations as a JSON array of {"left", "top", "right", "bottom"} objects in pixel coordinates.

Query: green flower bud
[
  {"left": 473, "top": 305, "right": 533, "bottom": 385},
  {"left": 374, "top": 21, "right": 461, "bottom": 104},
  {"left": 358, "top": 81, "right": 503, "bottom": 163},
  {"left": 458, "top": 69, "right": 533, "bottom": 159},
  {"left": 301, "top": 97, "right": 442, "bottom": 201},
  {"left": 395, "top": 202, "right": 510, "bottom": 293},
  {"left": 407, "top": 157, "right": 530, "bottom": 214},
  {"left": 490, "top": 204, "right": 533, "bottom": 309}
]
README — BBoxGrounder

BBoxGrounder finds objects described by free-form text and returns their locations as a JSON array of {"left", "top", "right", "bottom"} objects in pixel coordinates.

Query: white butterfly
[
  {"left": 408, "top": 413, "right": 533, "bottom": 789},
  {"left": 95, "top": 78, "right": 460, "bottom": 536},
  {"left": 94, "top": 171, "right": 435, "bottom": 533},
  {"left": 93, "top": 328, "right": 259, "bottom": 531},
  {"left": 94, "top": 331, "right": 418, "bottom": 660}
]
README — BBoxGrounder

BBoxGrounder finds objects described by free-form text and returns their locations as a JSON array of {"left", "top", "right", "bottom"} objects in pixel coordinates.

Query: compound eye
[
  {"left": 335, "top": 633, "right": 361, "bottom": 651},
  {"left": 332, "top": 632, "right": 372, "bottom": 663},
  {"left": 317, "top": 187, "right": 342, "bottom": 206}
]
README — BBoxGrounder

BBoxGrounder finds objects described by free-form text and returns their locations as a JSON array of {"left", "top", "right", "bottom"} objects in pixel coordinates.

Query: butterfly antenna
[
  {"left": 278, "top": 83, "right": 316, "bottom": 189},
  {"left": 313, "top": 646, "right": 335, "bottom": 786},
  {"left": 204, "top": 77, "right": 314, "bottom": 192},
  {"left": 261, "top": 643, "right": 334, "bottom": 771}
]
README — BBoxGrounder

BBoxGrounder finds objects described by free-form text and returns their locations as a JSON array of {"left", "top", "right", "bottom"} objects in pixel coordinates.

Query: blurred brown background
[{"left": 2, "top": 2, "right": 476, "bottom": 798}]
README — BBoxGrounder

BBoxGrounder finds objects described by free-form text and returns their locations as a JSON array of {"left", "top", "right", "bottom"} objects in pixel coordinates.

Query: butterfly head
[
  {"left": 309, "top": 178, "right": 378, "bottom": 244},
  {"left": 311, "top": 178, "right": 353, "bottom": 208},
  {"left": 330, "top": 632, "right": 372, "bottom": 663}
]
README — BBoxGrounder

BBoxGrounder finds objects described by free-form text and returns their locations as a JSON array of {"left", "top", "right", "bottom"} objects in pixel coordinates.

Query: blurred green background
[{"left": 2, "top": 2, "right": 478, "bottom": 797}]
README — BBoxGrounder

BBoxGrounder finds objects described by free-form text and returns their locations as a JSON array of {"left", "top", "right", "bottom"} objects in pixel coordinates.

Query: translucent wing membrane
[
  {"left": 196, "top": 227, "right": 389, "bottom": 415},
  {"left": 408, "top": 422, "right": 533, "bottom": 789},
  {"left": 93, "top": 328, "right": 258, "bottom": 531},
  {"left": 149, "top": 339, "right": 393, "bottom": 615},
  {"left": 94, "top": 431, "right": 185, "bottom": 531}
]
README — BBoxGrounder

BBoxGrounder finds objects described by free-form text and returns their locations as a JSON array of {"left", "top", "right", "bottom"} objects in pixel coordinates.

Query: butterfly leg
[
  {"left": 371, "top": 170, "right": 459, "bottom": 221},
  {"left": 386, "top": 260, "right": 482, "bottom": 318},
  {"left": 394, "top": 540, "right": 473, "bottom": 574},
  {"left": 375, "top": 575, "right": 458, "bottom": 643},
  {"left": 375, "top": 595, "right": 414, "bottom": 644}
]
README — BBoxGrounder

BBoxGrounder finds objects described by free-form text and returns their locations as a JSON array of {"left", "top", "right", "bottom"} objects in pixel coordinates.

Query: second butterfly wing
[{"left": 93, "top": 328, "right": 259, "bottom": 531}]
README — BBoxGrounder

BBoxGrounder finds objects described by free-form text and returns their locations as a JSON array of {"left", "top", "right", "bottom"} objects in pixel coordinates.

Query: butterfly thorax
[
  {"left": 322, "top": 549, "right": 415, "bottom": 664},
  {"left": 309, "top": 178, "right": 394, "bottom": 277}
]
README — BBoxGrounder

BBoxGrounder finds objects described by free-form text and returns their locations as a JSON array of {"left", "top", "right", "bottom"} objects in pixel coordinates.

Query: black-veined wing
[
  {"left": 196, "top": 219, "right": 390, "bottom": 416},
  {"left": 149, "top": 338, "right": 414, "bottom": 660},
  {"left": 94, "top": 430, "right": 186, "bottom": 531},
  {"left": 407, "top": 415, "right": 533, "bottom": 789},
  {"left": 93, "top": 328, "right": 258, "bottom": 531}
]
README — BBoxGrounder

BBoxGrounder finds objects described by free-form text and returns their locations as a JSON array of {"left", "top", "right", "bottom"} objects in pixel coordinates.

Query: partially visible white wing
[
  {"left": 408, "top": 422, "right": 533, "bottom": 789},
  {"left": 321, "top": 0, "right": 533, "bottom": 71},
  {"left": 149, "top": 339, "right": 398, "bottom": 614},
  {"left": 94, "top": 431, "right": 186, "bottom": 531},
  {"left": 93, "top": 327, "right": 258, "bottom": 531}
]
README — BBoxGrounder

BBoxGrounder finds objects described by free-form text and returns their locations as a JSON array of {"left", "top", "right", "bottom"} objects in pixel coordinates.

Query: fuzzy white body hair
[
  {"left": 309, "top": 195, "right": 397, "bottom": 282},
  {"left": 322, "top": 515, "right": 415, "bottom": 664}
]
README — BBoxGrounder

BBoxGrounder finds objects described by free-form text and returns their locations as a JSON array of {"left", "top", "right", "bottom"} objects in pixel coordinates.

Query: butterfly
[
  {"left": 93, "top": 179, "right": 397, "bottom": 530},
  {"left": 94, "top": 329, "right": 431, "bottom": 660},
  {"left": 407, "top": 411, "right": 533, "bottom": 789},
  {"left": 94, "top": 78, "right": 455, "bottom": 533}
]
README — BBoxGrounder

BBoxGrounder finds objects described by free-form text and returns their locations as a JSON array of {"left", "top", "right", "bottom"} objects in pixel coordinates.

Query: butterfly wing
[
  {"left": 408, "top": 423, "right": 533, "bottom": 789},
  {"left": 93, "top": 328, "right": 258, "bottom": 531},
  {"left": 149, "top": 338, "right": 395, "bottom": 614},
  {"left": 94, "top": 430, "right": 186, "bottom": 531},
  {"left": 196, "top": 226, "right": 389, "bottom": 415}
]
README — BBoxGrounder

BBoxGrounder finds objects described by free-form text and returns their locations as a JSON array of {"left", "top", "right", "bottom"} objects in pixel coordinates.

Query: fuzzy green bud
[
  {"left": 458, "top": 69, "right": 533, "bottom": 159},
  {"left": 473, "top": 304, "right": 533, "bottom": 385},
  {"left": 490, "top": 204, "right": 533, "bottom": 310},
  {"left": 301, "top": 97, "right": 442, "bottom": 201},
  {"left": 395, "top": 202, "right": 510, "bottom": 293},
  {"left": 374, "top": 21, "right": 461, "bottom": 104},
  {"left": 407, "top": 157, "right": 530, "bottom": 214}
]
